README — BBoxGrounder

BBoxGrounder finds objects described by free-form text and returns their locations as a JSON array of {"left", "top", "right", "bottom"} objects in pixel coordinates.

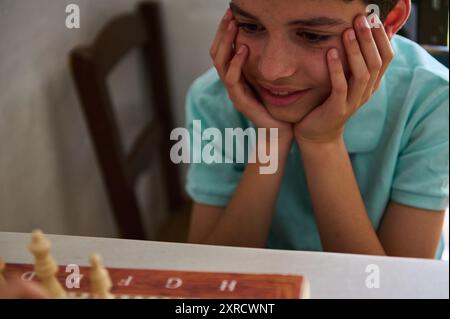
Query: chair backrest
[{"left": 70, "top": 2, "right": 184, "bottom": 240}]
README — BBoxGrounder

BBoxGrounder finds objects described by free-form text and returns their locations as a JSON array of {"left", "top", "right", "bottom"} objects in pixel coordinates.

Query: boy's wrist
[
  {"left": 278, "top": 127, "right": 295, "bottom": 147},
  {"left": 296, "top": 134, "right": 346, "bottom": 155},
  {"left": 255, "top": 135, "right": 292, "bottom": 155},
  {"left": 256, "top": 127, "right": 293, "bottom": 148},
  {"left": 273, "top": 133, "right": 294, "bottom": 155}
]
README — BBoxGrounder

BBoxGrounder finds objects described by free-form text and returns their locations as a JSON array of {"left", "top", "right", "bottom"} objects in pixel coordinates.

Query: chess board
[{"left": 3, "top": 263, "right": 309, "bottom": 299}]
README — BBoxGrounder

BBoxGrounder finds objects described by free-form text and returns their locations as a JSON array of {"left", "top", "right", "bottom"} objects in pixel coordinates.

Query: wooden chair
[{"left": 70, "top": 2, "right": 190, "bottom": 240}]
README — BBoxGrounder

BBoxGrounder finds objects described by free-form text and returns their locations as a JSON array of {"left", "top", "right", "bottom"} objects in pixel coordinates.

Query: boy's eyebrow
[
  {"left": 288, "top": 16, "right": 348, "bottom": 27},
  {"left": 229, "top": 2, "right": 348, "bottom": 27},
  {"left": 229, "top": 2, "right": 259, "bottom": 20}
]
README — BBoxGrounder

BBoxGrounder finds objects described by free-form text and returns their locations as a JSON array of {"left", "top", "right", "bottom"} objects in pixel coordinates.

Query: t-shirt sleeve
[
  {"left": 391, "top": 88, "right": 449, "bottom": 210},
  {"left": 184, "top": 73, "right": 247, "bottom": 207}
]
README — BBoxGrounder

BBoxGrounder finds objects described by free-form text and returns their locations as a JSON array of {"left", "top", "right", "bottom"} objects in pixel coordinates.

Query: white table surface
[{"left": 0, "top": 232, "right": 448, "bottom": 299}]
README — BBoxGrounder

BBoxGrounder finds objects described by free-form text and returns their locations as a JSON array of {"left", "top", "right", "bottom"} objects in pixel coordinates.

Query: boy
[{"left": 185, "top": 0, "right": 449, "bottom": 258}]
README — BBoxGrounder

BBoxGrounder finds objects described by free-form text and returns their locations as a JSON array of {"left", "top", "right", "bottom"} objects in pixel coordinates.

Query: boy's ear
[{"left": 384, "top": 0, "right": 411, "bottom": 40}]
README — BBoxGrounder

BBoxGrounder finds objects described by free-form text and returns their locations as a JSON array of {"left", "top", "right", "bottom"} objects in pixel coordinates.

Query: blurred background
[{"left": 0, "top": 0, "right": 448, "bottom": 258}]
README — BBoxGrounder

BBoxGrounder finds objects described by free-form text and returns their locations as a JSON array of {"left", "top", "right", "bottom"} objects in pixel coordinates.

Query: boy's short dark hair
[{"left": 345, "top": 0, "right": 400, "bottom": 21}]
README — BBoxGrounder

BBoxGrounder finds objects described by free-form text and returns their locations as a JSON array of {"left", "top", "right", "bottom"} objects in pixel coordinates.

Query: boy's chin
[{"left": 264, "top": 103, "right": 314, "bottom": 124}]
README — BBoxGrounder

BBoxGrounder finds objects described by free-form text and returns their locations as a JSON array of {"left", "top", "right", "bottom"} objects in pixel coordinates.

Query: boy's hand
[
  {"left": 294, "top": 15, "right": 394, "bottom": 145},
  {"left": 210, "top": 9, "right": 294, "bottom": 143}
]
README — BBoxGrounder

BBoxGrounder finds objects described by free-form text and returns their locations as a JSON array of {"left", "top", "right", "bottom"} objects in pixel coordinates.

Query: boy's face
[{"left": 231, "top": 0, "right": 368, "bottom": 123}]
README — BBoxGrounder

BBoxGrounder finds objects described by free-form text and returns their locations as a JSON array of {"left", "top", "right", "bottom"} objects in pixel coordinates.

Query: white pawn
[
  {"left": 28, "top": 230, "right": 67, "bottom": 298},
  {"left": 89, "top": 254, "right": 113, "bottom": 299},
  {"left": 0, "top": 258, "right": 6, "bottom": 286}
]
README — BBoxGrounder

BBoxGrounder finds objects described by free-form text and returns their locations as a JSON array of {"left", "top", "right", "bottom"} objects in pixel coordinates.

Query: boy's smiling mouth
[{"left": 257, "top": 84, "right": 311, "bottom": 107}]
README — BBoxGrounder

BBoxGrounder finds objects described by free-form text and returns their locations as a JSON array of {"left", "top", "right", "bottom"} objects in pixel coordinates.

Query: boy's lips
[{"left": 257, "top": 84, "right": 310, "bottom": 107}]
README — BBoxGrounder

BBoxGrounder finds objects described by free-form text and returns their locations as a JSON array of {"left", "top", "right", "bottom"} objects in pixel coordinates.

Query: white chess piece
[
  {"left": 0, "top": 258, "right": 6, "bottom": 286},
  {"left": 28, "top": 230, "right": 67, "bottom": 298},
  {"left": 90, "top": 254, "right": 113, "bottom": 299}
]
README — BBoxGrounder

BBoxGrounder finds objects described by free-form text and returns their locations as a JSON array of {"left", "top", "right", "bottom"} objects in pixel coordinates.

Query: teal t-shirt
[{"left": 184, "top": 35, "right": 449, "bottom": 257}]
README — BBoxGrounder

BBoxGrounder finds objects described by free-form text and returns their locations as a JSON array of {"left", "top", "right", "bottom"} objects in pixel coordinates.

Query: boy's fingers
[
  {"left": 225, "top": 45, "right": 270, "bottom": 125},
  {"left": 354, "top": 15, "right": 382, "bottom": 102},
  {"left": 225, "top": 45, "right": 252, "bottom": 112},
  {"left": 214, "top": 20, "right": 238, "bottom": 78},
  {"left": 210, "top": 9, "right": 233, "bottom": 59},
  {"left": 344, "top": 28, "right": 370, "bottom": 107},
  {"left": 371, "top": 15, "right": 395, "bottom": 90},
  {"left": 327, "top": 49, "right": 348, "bottom": 107},
  {"left": 225, "top": 45, "right": 247, "bottom": 86}
]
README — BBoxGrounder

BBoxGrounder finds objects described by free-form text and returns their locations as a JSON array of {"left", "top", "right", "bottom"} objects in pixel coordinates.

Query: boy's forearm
[
  {"left": 202, "top": 137, "right": 292, "bottom": 248},
  {"left": 297, "top": 136, "right": 386, "bottom": 256}
]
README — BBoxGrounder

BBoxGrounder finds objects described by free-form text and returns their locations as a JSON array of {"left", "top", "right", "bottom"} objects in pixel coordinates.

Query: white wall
[{"left": 0, "top": 0, "right": 226, "bottom": 238}]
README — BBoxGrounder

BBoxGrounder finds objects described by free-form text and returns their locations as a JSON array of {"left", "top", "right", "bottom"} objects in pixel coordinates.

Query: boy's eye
[
  {"left": 237, "top": 22, "right": 265, "bottom": 34},
  {"left": 297, "top": 32, "right": 331, "bottom": 43},
  {"left": 237, "top": 22, "right": 332, "bottom": 45}
]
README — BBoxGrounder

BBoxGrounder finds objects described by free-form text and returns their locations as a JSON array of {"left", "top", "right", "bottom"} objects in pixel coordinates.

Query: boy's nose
[{"left": 258, "top": 41, "right": 297, "bottom": 82}]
